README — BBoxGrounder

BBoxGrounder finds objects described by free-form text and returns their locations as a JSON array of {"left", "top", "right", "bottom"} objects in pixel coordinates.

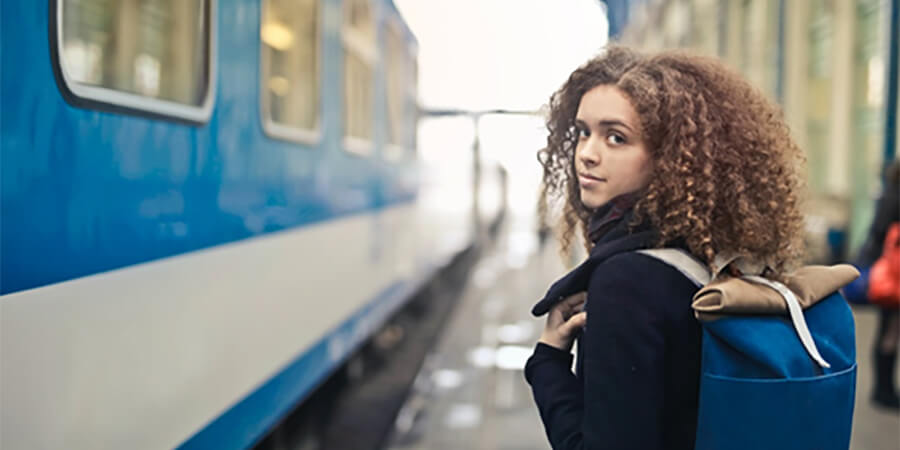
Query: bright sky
[
  {"left": 394, "top": 0, "right": 609, "bottom": 111},
  {"left": 393, "top": 1, "right": 610, "bottom": 240}
]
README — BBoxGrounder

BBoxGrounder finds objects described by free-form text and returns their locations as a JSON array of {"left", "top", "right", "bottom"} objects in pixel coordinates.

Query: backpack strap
[
  {"left": 636, "top": 248, "right": 711, "bottom": 287},
  {"left": 639, "top": 248, "right": 832, "bottom": 370},
  {"left": 742, "top": 275, "right": 832, "bottom": 369}
]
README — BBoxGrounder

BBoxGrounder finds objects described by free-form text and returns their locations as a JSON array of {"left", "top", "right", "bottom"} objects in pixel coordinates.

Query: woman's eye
[
  {"left": 577, "top": 128, "right": 590, "bottom": 139},
  {"left": 606, "top": 133, "right": 626, "bottom": 145}
]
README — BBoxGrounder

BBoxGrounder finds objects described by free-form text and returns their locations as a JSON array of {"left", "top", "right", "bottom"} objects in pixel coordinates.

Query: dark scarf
[{"left": 587, "top": 192, "right": 641, "bottom": 244}]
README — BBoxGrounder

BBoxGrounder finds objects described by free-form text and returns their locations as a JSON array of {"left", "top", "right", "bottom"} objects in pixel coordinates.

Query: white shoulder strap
[
  {"left": 636, "top": 248, "right": 711, "bottom": 287},
  {"left": 742, "top": 275, "right": 832, "bottom": 369},
  {"left": 638, "top": 248, "right": 832, "bottom": 370}
]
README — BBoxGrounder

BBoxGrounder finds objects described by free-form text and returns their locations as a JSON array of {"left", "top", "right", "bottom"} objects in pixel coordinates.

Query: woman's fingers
[
  {"left": 559, "top": 311, "right": 587, "bottom": 337},
  {"left": 541, "top": 293, "right": 588, "bottom": 350},
  {"left": 540, "top": 307, "right": 587, "bottom": 351},
  {"left": 562, "top": 292, "right": 587, "bottom": 308},
  {"left": 559, "top": 292, "right": 587, "bottom": 319}
]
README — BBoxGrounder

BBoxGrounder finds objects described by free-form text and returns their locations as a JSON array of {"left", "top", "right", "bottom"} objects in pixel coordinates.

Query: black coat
[{"left": 525, "top": 212, "right": 702, "bottom": 450}]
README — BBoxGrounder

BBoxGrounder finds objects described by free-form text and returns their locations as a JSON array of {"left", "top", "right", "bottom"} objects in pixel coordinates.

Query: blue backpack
[
  {"left": 638, "top": 249, "right": 857, "bottom": 450},
  {"left": 843, "top": 265, "right": 871, "bottom": 305}
]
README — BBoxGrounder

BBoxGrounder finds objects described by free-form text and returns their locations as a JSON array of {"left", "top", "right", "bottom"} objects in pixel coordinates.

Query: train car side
[{"left": 0, "top": 0, "right": 476, "bottom": 449}]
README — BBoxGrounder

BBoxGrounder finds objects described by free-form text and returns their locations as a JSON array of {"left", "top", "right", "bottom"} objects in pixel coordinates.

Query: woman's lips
[{"left": 578, "top": 173, "right": 606, "bottom": 186}]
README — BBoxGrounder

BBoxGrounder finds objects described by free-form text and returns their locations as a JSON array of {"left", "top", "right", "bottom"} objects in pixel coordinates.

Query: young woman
[{"left": 525, "top": 46, "right": 806, "bottom": 449}]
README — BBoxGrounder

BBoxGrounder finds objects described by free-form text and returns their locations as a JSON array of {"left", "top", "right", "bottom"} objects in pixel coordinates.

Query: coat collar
[{"left": 531, "top": 208, "right": 657, "bottom": 316}]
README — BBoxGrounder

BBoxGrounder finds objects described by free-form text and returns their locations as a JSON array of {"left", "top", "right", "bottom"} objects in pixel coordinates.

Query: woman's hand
[{"left": 539, "top": 292, "right": 588, "bottom": 352}]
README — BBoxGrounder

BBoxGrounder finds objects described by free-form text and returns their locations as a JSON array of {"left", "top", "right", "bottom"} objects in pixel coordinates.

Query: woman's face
[{"left": 573, "top": 85, "right": 653, "bottom": 210}]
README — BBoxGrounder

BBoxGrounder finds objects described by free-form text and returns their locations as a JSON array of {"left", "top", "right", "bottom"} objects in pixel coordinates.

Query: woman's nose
[{"left": 578, "top": 140, "right": 601, "bottom": 167}]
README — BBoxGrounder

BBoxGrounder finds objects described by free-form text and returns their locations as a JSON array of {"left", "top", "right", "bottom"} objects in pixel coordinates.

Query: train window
[
  {"left": 260, "top": 0, "right": 320, "bottom": 143},
  {"left": 56, "top": 0, "right": 214, "bottom": 122},
  {"left": 342, "top": 0, "right": 376, "bottom": 155},
  {"left": 384, "top": 23, "right": 407, "bottom": 161}
]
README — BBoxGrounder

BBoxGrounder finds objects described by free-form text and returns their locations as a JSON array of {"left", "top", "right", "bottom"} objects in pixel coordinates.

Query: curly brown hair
[{"left": 538, "top": 46, "right": 806, "bottom": 273}]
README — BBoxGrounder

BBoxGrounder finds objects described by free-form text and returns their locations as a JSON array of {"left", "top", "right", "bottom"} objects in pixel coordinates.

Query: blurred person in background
[
  {"left": 524, "top": 46, "right": 806, "bottom": 449},
  {"left": 857, "top": 159, "right": 900, "bottom": 411}
]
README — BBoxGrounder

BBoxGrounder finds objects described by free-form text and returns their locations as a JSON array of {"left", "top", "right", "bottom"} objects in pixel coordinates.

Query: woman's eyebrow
[
  {"left": 596, "top": 119, "right": 634, "bottom": 132},
  {"left": 574, "top": 117, "right": 634, "bottom": 132}
]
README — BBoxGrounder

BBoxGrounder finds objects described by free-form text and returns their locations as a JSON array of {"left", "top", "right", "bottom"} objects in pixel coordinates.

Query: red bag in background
[{"left": 868, "top": 222, "right": 900, "bottom": 307}]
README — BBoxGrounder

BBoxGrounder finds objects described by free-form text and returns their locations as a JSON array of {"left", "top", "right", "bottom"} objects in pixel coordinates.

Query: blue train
[{"left": 1, "top": 1, "right": 494, "bottom": 448}]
